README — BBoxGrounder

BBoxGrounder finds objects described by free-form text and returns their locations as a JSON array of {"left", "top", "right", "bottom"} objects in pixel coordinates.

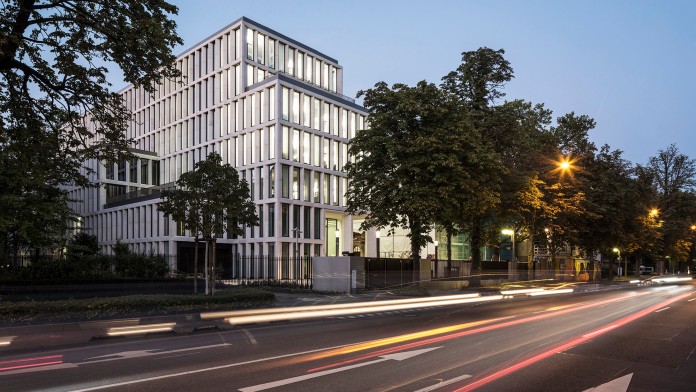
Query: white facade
[{"left": 68, "top": 17, "right": 367, "bottom": 273}]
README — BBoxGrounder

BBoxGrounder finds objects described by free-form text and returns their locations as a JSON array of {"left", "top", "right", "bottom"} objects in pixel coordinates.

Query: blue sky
[{"left": 118, "top": 0, "right": 696, "bottom": 166}]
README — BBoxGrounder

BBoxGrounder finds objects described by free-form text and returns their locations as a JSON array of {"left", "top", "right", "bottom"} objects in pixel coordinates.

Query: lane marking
[
  {"left": 65, "top": 343, "right": 355, "bottom": 391},
  {"left": 583, "top": 373, "right": 633, "bottom": 392},
  {"left": 80, "top": 344, "right": 231, "bottom": 364},
  {"left": 241, "top": 329, "right": 258, "bottom": 345},
  {"left": 0, "top": 363, "right": 77, "bottom": 376},
  {"left": 239, "top": 347, "right": 441, "bottom": 392},
  {"left": 654, "top": 307, "right": 670, "bottom": 313},
  {"left": 413, "top": 374, "right": 472, "bottom": 392}
]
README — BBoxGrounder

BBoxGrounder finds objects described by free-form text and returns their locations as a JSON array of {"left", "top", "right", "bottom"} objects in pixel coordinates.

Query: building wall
[{"left": 68, "top": 17, "right": 366, "bottom": 275}]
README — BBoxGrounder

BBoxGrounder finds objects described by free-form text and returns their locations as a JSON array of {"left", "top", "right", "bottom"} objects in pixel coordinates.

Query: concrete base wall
[{"left": 312, "top": 257, "right": 365, "bottom": 293}]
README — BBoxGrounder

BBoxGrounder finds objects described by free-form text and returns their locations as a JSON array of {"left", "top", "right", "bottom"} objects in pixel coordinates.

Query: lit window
[
  {"left": 246, "top": 28, "right": 254, "bottom": 60},
  {"left": 268, "top": 39, "right": 275, "bottom": 68},
  {"left": 292, "top": 91, "right": 300, "bottom": 124},
  {"left": 257, "top": 33, "right": 265, "bottom": 64}
]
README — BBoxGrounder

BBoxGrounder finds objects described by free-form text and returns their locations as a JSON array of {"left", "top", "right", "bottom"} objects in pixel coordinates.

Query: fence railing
[{"left": 175, "top": 254, "right": 313, "bottom": 287}]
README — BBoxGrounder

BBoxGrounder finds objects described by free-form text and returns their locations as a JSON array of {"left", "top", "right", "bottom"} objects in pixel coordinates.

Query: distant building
[{"left": 68, "top": 17, "right": 367, "bottom": 275}]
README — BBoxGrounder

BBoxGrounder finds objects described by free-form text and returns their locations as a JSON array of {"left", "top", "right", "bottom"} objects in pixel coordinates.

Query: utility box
[{"left": 312, "top": 257, "right": 365, "bottom": 293}]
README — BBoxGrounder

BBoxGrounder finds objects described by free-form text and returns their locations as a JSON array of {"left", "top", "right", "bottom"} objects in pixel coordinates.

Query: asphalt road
[{"left": 2, "top": 283, "right": 695, "bottom": 392}]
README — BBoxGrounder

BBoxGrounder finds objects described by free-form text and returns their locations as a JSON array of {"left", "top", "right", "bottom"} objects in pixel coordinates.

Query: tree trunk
[{"left": 468, "top": 217, "right": 482, "bottom": 286}]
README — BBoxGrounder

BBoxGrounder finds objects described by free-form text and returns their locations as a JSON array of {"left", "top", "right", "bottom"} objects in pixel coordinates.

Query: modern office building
[{"left": 68, "top": 17, "right": 367, "bottom": 275}]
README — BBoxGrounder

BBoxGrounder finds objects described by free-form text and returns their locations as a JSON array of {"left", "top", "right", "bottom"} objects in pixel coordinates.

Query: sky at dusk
[{"left": 113, "top": 0, "right": 696, "bottom": 167}]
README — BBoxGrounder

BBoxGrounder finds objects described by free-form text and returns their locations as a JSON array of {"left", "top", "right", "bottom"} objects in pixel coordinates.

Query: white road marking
[
  {"left": 80, "top": 343, "right": 231, "bottom": 364},
  {"left": 66, "top": 343, "right": 355, "bottom": 391},
  {"left": 412, "top": 374, "right": 472, "bottom": 392},
  {"left": 239, "top": 347, "right": 442, "bottom": 392},
  {"left": 583, "top": 373, "right": 633, "bottom": 392},
  {"left": 654, "top": 307, "right": 670, "bottom": 313},
  {"left": 240, "top": 329, "right": 258, "bottom": 345}
]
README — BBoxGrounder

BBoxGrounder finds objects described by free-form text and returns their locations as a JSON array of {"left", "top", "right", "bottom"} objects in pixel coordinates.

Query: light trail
[
  {"left": 453, "top": 290, "right": 694, "bottom": 391},
  {"left": 0, "top": 355, "right": 63, "bottom": 372},
  {"left": 306, "top": 291, "right": 650, "bottom": 373},
  {"left": 200, "top": 293, "right": 483, "bottom": 320},
  {"left": 221, "top": 295, "right": 504, "bottom": 325}
]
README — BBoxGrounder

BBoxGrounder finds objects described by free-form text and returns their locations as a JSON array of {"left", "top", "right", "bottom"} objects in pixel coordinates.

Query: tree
[
  {"left": 347, "top": 81, "right": 474, "bottom": 269},
  {"left": 1, "top": 1, "right": 182, "bottom": 257},
  {"left": 440, "top": 48, "right": 514, "bottom": 269},
  {"left": 644, "top": 144, "right": 696, "bottom": 273},
  {"left": 158, "top": 153, "right": 258, "bottom": 295},
  {"left": 66, "top": 232, "right": 100, "bottom": 257}
]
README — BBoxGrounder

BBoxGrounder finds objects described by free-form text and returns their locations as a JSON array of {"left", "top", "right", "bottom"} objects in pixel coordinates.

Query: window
[
  {"left": 268, "top": 164, "right": 275, "bottom": 197},
  {"left": 287, "top": 48, "right": 295, "bottom": 76},
  {"left": 313, "top": 174, "right": 320, "bottom": 202},
  {"left": 269, "top": 86, "right": 275, "bottom": 120},
  {"left": 313, "top": 98, "right": 320, "bottom": 129},
  {"left": 257, "top": 33, "right": 265, "bottom": 64},
  {"left": 303, "top": 207, "right": 311, "bottom": 239},
  {"left": 140, "top": 159, "right": 149, "bottom": 184},
  {"left": 258, "top": 206, "right": 264, "bottom": 237},
  {"left": 292, "top": 167, "right": 300, "bottom": 200},
  {"left": 323, "top": 138, "right": 329, "bottom": 168},
  {"left": 118, "top": 159, "right": 126, "bottom": 181},
  {"left": 268, "top": 39, "right": 275, "bottom": 68},
  {"left": 281, "top": 203, "right": 289, "bottom": 237},
  {"left": 306, "top": 56, "right": 313, "bottom": 82},
  {"left": 129, "top": 158, "right": 138, "bottom": 183},
  {"left": 278, "top": 44, "right": 285, "bottom": 72},
  {"left": 303, "top": 95, "right": 310, "bottom": 127},
  {"left": 281, "top": 87, "right": 289, "bottom": 121},
  {"left": 324, "top": 173, "right": 330, "bottom": 205},
  {"left": 259, "top": 167, "right": 264, "bottom": 199},
  {"left": 281, "top": 164, "right": 290, "bottom": 198},
  {"left": 292, "top": 129, "right": 299, "bottom": 162},
  {"left": 106, "top": 162, "right": 114, "bottom": 180},
  {"left": 282, "top": 126, "right": 289, "bottom": 159},
  {"left": 333, "top": 175, "right": 339, "bottom": 205},
  {"left": 246, "top": 64, "right": 254, "bottom": 87},
  {"left": 269, "top": 125, "right": 276, "bottom": 159},
  {"left": 246, "top": 28, "right": 254, "bottom": 60},
  {"left": 292, "top": 91, "right": 300, "bottom": 124},
  {"left": 297, "top": 52, "right": 304, "bottom": 79},
  {"left": 302, "top": 132, "right": 310, "bottom": 164},
  {"left": 314, "top": 207, "right": 321, "bottom": 239},
  {"left": 268, "top": 204, "right": 275, "bottom": 237},
  {"left": 313, "top": 135, "right": 320, "bottom": 167},
  {"left": 303, "top": 170, "right": 310, "bottom": 201}
]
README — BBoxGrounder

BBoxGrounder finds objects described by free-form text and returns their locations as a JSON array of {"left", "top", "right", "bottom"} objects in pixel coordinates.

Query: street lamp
[
  {"left": 292, "top": 227, "right": 302, "bottom": 260},
  {"left": 335, "top": 228, "right": 340, "bottom": 256},
  {"left": 434, "top": 240, "right": 439, "bottom": 278},
  {"left": 613, "top": 247, "right": 624, "bottom": 277},
  {"left": 649, "top": 208, "right": 659, "bottom": 217},
  {"left": 502, "top": 229, "right": 515, "bottom": 262},
  {"left": 376, "top": 230, "right": 381, "bottom": 259}
]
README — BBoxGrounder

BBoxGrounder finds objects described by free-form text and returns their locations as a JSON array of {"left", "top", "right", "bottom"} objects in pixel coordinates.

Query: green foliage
[
  {"left": 67, "top": 232, "right": 100, "bottom": 257},
  {"left": 0, "top": 289, "right": 275, "bottom": 324},
  {"left": 0, "top": 253, "right": 169, "bottom": 282},
  {"left": 0, "top": 1, "right": 182, "bottom": 259}
]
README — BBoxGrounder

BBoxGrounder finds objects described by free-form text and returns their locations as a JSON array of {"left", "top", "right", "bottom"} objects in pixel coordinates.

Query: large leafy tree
[
  {"left": 644, "top": 144, "right": 696, "bottom": 272},
  {"left": 440, "top": 47, "right": 514, "bottom": 268},
  {"left": 158, "top": 153, "right": 259, "bottom": 295},
  {"left": 0, "top": 0, "right": 182, "bottom": 257},
  {"left": 347, "top": 80, "right": 472, "bottom": 268}
]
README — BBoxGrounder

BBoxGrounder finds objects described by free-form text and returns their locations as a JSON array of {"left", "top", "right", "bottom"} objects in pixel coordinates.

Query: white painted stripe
[
  {"left": 66, "top": 343, "right": 353, "bottom": 391},
  {"left": 240, "top": 329, "right": 258, "bottom": 345},
  {"left": 654, "top": 307, "right": 670, "bottom": 313},
  {"left": 412, "top": 374, "right": 472, "bottom": 392},
  {"left": 688, "top": 298, "right": 696, "bottom": 302}
]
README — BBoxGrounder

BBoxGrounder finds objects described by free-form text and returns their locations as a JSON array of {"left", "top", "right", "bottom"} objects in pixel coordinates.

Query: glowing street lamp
[
  {"left": 502, "top": 229, "right": 515, "bottom": 262},
  {"left": 649, "top": 208, "right": 659, "bottom": 217},
  {"left": 613, "top": 247, "right": 625, "bottom": 277}
]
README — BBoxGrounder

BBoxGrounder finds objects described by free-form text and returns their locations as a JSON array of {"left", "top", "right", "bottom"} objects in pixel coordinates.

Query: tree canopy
[
  {"left": 0, "top": 0, "right": 182, "bottom": 259},
  {"left": 158, "top": 152, "right": 259, "bottom": 294}
]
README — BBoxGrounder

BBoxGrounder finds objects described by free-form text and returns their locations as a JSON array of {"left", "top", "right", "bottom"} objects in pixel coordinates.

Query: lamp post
[
  {"left": 613, "top": 248, "right": 623, "bottom": 277},
  {"left": 376, "top": 230, "right": 381, "bottom": 259},
  {"left": 292, "top": 227, "right": 302, "bottom": 260},
  {"left": 502, "top": 229, "right": 515, "bottom": 262},
  {"left": 434, "top": 240, "right": 439, "bottom": 278},
  {"left": 502, "top": 229, "right": 516, "bottom": 280},
  {"left": 335, "top": 228, "right": 340, "bottom": 256}
]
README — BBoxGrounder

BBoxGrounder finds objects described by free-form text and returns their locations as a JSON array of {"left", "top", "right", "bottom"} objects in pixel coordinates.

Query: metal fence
[
  {"left": 365, "top": 258, "right": 418, "bottom": 289},
  {"left": 175, "top": 254, "right": 313, "bottom": 287}
]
